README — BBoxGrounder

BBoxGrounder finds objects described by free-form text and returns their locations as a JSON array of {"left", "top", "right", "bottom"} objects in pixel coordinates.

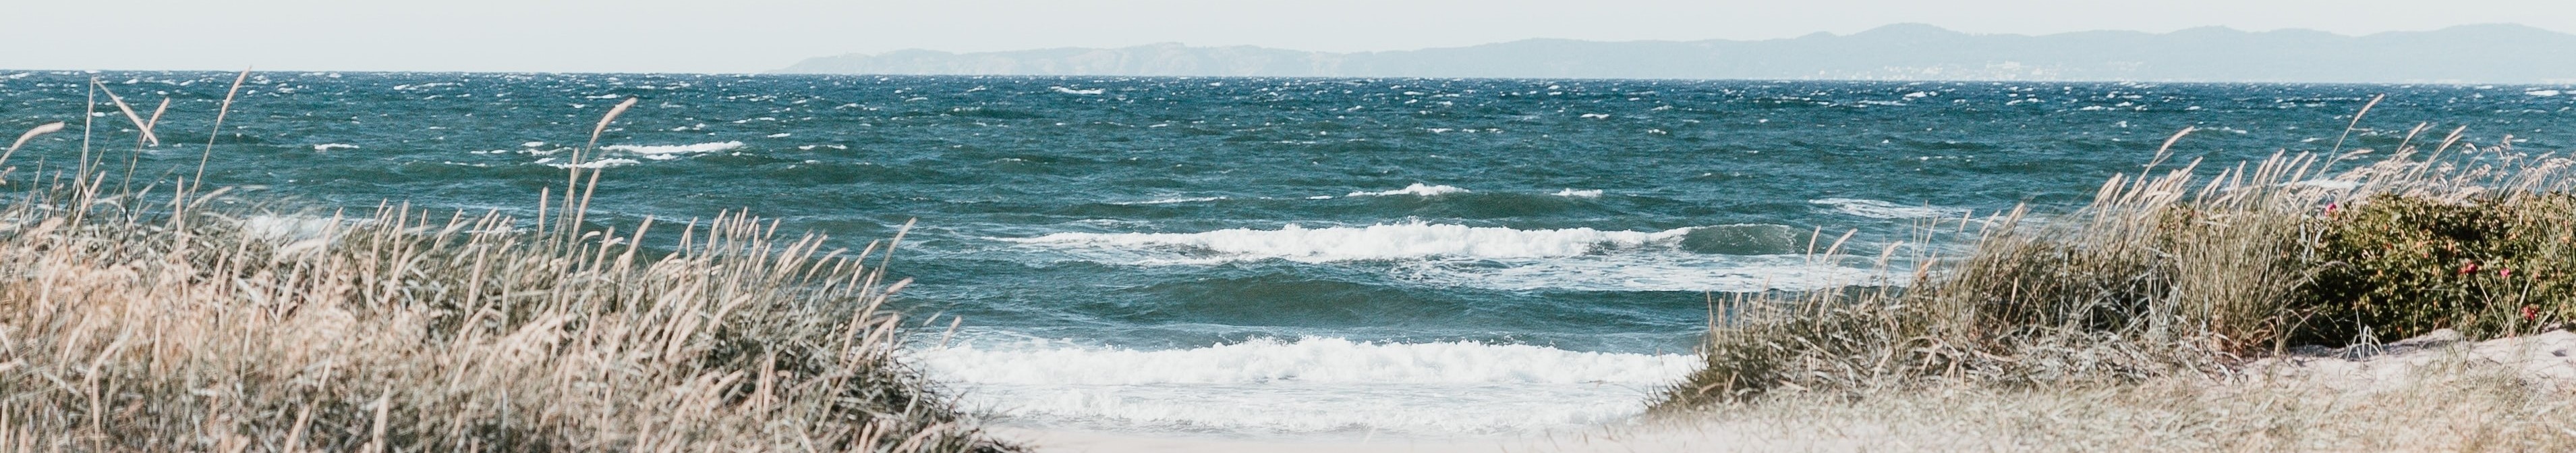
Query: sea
[{"left": 5, "top": 71, "right": 2574, "bottom": 437}]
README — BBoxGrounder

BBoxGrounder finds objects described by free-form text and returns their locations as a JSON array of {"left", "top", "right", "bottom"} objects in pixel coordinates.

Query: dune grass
[
  {"left": 1657, "top": 119, "right": 2576, "bottom": 412},
  {"left": 0, "top": 77, "right": 1017, "bottom": 452}
]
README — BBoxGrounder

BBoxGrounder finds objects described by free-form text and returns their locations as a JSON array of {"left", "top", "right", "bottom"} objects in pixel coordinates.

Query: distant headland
[{"left": 776, "top": 24, "right": 2576, "bottom": 83}]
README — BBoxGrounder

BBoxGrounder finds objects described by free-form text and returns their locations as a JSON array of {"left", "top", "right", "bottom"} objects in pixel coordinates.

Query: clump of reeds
[
  {"left": 0, "top": 76, "right": 1018, "bottom": 452},
  {"left": 1659, "top": 115, "right": 2576, "bottom": 410}
]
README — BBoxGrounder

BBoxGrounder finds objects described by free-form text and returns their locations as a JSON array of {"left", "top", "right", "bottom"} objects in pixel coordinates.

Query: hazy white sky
[{"left": 12, "top": 0, "right": 2576, "bottom": 73}]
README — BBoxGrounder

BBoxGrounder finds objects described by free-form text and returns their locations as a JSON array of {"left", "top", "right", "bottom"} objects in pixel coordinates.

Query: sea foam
[
  {"left": 547, "top": 158, "right": 638, "bottom": 169},
  {"left": 602, "top": 140, "right": 745, "bottom": 156},
  {"left": 921, "top": 338, "right": 1696, "bottom": 434},
  {"left": 1810, "top": 198, "right": 1970, "bottom": 219},
  {"left": 1346, "top": 183, "right": 1468, "bottom": 197},
  {"left": 927, "top": 337, "right": 1690, "bottom": 385},
  {"left": 1109, "top": 196, "right": 1230, "bottom": 205},
  {"left": 1008, "top": 221, "right": 1690, "bottom": 263},
  {"left": 1395, "top": 254, "right": 1887, "bottom": 292},
  {"left": 1005, "top": 222, "right": 1891, "bottom": 292}
]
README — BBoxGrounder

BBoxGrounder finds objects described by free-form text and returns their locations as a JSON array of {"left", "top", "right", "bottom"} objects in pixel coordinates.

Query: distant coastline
[{"left": 777, "top": 24, "right": 2576, "bottom": 84}]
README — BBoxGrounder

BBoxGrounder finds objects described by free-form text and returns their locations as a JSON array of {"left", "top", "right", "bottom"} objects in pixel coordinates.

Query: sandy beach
[{"left": 1001, "top": 329, "right": 2576, "bottom": 452}]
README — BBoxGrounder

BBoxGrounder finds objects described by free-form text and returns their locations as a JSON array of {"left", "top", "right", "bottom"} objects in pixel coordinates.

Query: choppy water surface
[{"left": 5, "top": 71, "right": 2573, "bottom": 435}]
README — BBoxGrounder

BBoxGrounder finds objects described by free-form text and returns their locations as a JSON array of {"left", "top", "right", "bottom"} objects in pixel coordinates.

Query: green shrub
[{"left": 2297, "top": 193, "right": 2576, "bottom": 343}]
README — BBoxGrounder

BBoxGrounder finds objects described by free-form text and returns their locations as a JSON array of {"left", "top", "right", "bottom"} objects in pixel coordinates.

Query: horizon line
[
  {"left": 827, "top": 22, "right": 2560, "bottom": 57},
  {"left": 5, "top": 69, "right": 2571, "bottom": 86}
]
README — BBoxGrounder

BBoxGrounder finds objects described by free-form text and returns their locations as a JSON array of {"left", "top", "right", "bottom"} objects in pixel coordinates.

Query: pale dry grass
[
  {"left": 0, "top": 77, "right": 1017, "bottom": 452},
  {"left": 1661, "top": 117, "right": 2576, "bottom": 408}
]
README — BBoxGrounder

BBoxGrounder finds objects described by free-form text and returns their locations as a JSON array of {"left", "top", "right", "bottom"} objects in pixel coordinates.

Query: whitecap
[
  {"left": 310, "top": 143, "right": 359, "bottom": 152},
  {"left": 602, "top": 140, "right": 744, "bottom": 155},
  {"left": 390, "top": 82, "right": 457, "bottom": 91},
  {"left": 547, "top": 158, "right": 637, "bottom": 169},
  {"left": 2526, "top": 89, "right": 2563, "bottom": 97},
  {"left": 1552, "top": 188, "right": 1604, "bottom": 198},
  {"left": 1110, "top": 196, "right": 1229, "bottom": 205},
  {"left": 1006, "top": 221, "right": 1688, "bottom": 263},
  {"left": 1346, "top": 183, "right": 1468, "bottom": 197},
  {"left": 1810, "top": 198, "right": 1970, "bottom": 219},
  {"left": 928, "top": 337, "right": 1690, "bottom": 385},
  {"left": 1395, "top": 254, "right": 1888, "bottom": 292},
  {"left": 1004, "top": 221, "right": 1888, "bottom": 292},
  {"left": 920, "top": 338, "right": 1696, "bottom": 435},
  {"left": 1051, "top": 86, "right": 1106, "bottom": 95}
]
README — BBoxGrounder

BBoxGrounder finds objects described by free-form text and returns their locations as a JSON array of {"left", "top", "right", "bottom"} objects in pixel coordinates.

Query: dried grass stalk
[{"left": 0, "top": 84, "right": 1017, "bottom": 452}]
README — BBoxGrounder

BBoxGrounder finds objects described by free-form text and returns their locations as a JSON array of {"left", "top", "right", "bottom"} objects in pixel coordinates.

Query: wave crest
[
  {"left": 926, "top": 337, "right": 1692, "bottom": 385},
  {"left": 1005, "top": 222, "right": 1891, "bottom": 292},
  {"left": 1811, "top": 198, "right": 1970, "bottom": 219},
  {"left": 1346, "top": 183, "right": 1468, "bottom": 197},
  {"left": 1008, "top": 221, "right": 1690, "bottom": 263},
  {"left": 602, "top": 140, "right": 745, "bottom": 156},
  {"left": 921, "top": 338, "right": 1696, "bottom": 434}
]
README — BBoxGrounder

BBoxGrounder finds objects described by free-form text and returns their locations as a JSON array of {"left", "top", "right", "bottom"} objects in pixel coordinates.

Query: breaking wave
[{"left": 921, "top": 337, "right": 1696, "bottom": 434}]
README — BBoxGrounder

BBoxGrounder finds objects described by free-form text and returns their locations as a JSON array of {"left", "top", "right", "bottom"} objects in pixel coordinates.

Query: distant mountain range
[{"left": 776, "top": 24, "right": 2576, "bottom": 83}]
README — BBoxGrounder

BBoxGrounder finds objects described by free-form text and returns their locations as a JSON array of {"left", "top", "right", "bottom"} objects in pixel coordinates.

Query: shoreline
[
  {"left": 999, "top": 329, "right": 2576, "bottom": 452},
  {"left": 993, "top": 426, "right": 1746, "bottom": 453}
]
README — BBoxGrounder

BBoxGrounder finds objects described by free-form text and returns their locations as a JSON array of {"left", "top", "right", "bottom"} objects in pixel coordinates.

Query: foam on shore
[{"left": 921, "top": 338, "right": 1696, "bottom": 435}]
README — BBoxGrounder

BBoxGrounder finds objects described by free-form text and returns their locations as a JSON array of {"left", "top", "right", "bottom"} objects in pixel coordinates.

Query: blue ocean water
[{"left": 5, "top": 72, "right": 2573, "bottom": 435}]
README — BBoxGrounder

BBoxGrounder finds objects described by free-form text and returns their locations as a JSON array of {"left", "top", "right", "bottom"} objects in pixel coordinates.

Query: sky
[{"left": 11, "top": 0, "right": 2576, "bottom": 74}]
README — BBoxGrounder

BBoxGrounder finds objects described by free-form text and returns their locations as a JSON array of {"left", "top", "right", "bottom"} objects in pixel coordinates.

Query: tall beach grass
[
  {"left": 1658, "top": 112, "right": 2576, "bottom": 429},
  {"left": 0, "top": 76, "right": 1018, "bottom": 452}
]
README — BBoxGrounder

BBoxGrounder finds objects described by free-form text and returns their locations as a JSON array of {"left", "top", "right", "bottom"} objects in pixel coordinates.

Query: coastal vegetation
[
  {"left": 0, "top": 78, "right": 1016, "bottom": 452},
  {"left": 1655, "top": 113, "right": 2576, "bottom": 449}
]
